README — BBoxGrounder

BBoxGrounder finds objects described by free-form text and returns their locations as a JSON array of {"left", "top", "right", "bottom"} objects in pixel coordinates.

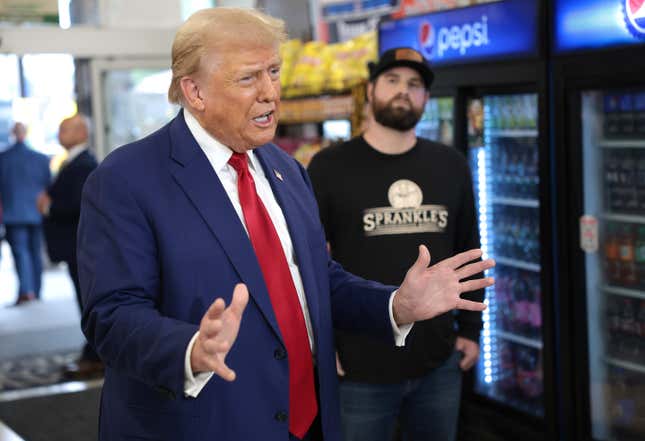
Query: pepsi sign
[
  {"left": 624, "top": 0, "right": 645, "bottom": 39},
  {"left": 554, "top": 0, "right": 645, "bottom": 52},
  {"left": 379, "top": 0, "right": 538, "bottom": 66}
]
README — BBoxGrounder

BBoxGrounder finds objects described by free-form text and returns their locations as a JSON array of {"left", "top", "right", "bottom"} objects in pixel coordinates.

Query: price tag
[{"left": 580, "top": 215, "right": 598, "bottom": 253}]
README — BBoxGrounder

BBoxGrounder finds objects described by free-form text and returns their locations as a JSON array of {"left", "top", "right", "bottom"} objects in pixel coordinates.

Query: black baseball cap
[{"left": 368, "top": 47, "right": 435, "bottom": 88}]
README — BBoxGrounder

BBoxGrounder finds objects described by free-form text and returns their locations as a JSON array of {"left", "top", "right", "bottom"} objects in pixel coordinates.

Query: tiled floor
[
  {"left": 0, "top": 240, "right": 97, "bottom": 440},
  {"left": 0, "top": 241, "right": 84, "bottom": 359}
]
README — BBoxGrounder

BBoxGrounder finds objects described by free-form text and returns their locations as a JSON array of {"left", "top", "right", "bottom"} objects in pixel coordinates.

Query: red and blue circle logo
[
  {"left": 418, "top": 21, "right": 435, "bottom": 58},
  {"left": 624, "top": 0, "right": 645, "bottom": 39}
]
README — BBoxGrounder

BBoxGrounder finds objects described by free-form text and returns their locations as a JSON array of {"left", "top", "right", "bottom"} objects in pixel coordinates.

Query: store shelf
[
  {"left": 494, "top": 330, "right": 543, "bottom": 349},
  {"left": 486, "top": 129, "right": 538, "bottom": 138},
  {"left": 598, "top": 139, "right": 645, "bottom": 148},
  {"left": 602, "top": 213, "right": 645, "bottom": 224},
  {"left": 495, "top": 256, "right": 541, "bottom": 272},
  {"left": 491, "top": 196, "right": 539, "bottom": 208},
  {"left": 602, "top": 285, "right": 645, "bottom": 300},
  {"left": 279, "top": 95, "right": 354, "bottom": 124},
  {"left": 605, "top": 357, "right": 645, "bottom": 374}
]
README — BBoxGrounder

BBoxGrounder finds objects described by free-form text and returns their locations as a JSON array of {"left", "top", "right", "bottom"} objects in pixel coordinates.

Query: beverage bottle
[
  {"left": 618, "top": 92, "right": 635, "bottom": 137},
  {"left": 620, "top": 151, "right": 638, "bottom": 212},
  {"left": 514, "top": 275, "right": 530, "bottom": 335},
  {"left": 604, "top": 150, "right": 619, "bottom": 210},
  {"left": 635, "top": 150, "right": 645, "bottom": 212},
  {"left": 635, "top": 226, "right": 645, "bottom": 289},
  {"left": 634, "top": 91, "right": 645, "bottom": 135},
  {"left": 618, "top": 224, "right": 637, "bottom": 286},
  {"left": 497, "top": 274, "right": 512, "bottom": 332},
  {"left": 604, "top": 93, "right": 620, "bottom": 138},
  {"left": 496, "top": 143, "right": 507, "bottom": 194},
  {"left": 508, "top": 271, "right": 520, "bottom": 333},
  {"left": 606, "top": 296, "right": 621, "bottom": 357},
  {"left": 516, "top": 346, "right": 543, "bottom": 408},
  {"left": 498, "top": 341, "right": 516, "bottom": 397},
  {"left": 636, "top": 300, "right": 645, "bottom": 364},
  {"left": 501, "top": 96, "right": 512, "bottom": 129},
  {"left": 619, "top": 298, "right": 635, "bottom": 359},
  {"left": 527, "top": 147, "right": 539, "bottom": 198},
  {"left": 604, "top": 224, "right": 620, "bottom": 284},
  {"left": 527, "top": 276, "right": 542, "bottom": 339}
]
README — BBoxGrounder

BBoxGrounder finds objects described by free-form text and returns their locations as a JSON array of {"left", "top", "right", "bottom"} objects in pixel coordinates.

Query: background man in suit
[
  {"left": 308, "top": 47, "right": 483, "bottom": 441},
  {"left": 0, "top": 122, "right": 51, "bottom": 305},
  {"left": 77, "top": 8, "right": 494, "bottom": 441},
  {"left": 37, "top": 114, "right": 101, "bottom": 379}
]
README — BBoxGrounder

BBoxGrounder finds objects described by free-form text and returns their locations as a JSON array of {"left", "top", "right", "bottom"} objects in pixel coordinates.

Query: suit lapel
[
  {"left": 167, "top": 113, "right": 282, "bottom": 342},
  {"left": 255, "top": 148, "right": 321, "bottom": 338}
]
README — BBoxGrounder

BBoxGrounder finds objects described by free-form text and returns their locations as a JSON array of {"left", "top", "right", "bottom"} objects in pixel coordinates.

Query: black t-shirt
[{"left": 307, "top": 136, "right": 483, "bottom": 383}]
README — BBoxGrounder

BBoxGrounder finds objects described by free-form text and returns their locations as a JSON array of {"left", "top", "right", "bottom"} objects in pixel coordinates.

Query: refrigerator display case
[
  {"left": 468, "top": 93, "right": 543, "bottom": 418},
  {"left": 566, "top": 87, "right": 645, "bottom": 441},
  {"left": 416, "top": 96, "right": 454, "bottom": 146},
  {"left": 552, "top": 1, "right": 645, "bottom": 440},
  {"left": 378, "top": 1, "right": 553, "bottom": 439}
]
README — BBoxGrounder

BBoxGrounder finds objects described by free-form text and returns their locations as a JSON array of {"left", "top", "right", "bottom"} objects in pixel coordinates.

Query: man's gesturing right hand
[{"left": 190, "top": 283, "right": 249, "bottom": 381}]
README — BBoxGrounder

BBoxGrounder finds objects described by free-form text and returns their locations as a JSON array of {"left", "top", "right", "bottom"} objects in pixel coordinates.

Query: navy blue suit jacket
[
  {"left": 44, "top": 149, "right": 98, "bottom": 263},
  {"left": 0, "top": 142, "right": 50, "bottom": 225},
  {"left": 78, "top": 112, "right": 395, "bottom": 441}
]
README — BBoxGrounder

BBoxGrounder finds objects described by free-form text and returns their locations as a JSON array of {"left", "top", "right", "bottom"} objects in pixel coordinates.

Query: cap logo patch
[{"left": 394, "top": 48, "right": 423, "bottom": 63}]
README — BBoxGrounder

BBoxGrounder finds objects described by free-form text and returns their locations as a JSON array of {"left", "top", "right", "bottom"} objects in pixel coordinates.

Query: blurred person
[
  {"left": 38, "top": 114, "right": 101, "bottom": 379},
  {"left": 0, "top": 122, "right": 51, "bottom": 305},
  {"left": 77, "top": 9, "right": 494, "bottom": 441},
  {"left": 308, "top": 47, "right": 484, "bottom": 441}
]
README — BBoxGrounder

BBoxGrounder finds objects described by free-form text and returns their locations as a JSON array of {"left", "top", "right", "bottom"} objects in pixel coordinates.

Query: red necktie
[{"left": 228, "top": 152, "right": 317, "bottom": 438}]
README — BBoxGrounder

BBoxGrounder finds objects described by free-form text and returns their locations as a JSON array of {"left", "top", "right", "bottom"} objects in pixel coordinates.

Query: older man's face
[{"left": 197, "top": 44, "right": 281, "bottom": 152}]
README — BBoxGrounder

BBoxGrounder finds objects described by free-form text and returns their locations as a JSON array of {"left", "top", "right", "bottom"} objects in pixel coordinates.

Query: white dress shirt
[{"left": 182, "top": 110, "right": 410, "bottom": 396}]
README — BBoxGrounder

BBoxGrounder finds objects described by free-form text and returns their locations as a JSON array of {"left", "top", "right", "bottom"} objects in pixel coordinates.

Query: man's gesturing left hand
[{"left": 393, "top": 246, "right": 494, "bottom": 326}]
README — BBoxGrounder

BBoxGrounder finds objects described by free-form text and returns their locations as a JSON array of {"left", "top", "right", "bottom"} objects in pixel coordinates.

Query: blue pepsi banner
[
  {"left": 378, "top": 0, "right": 538, "bottom": 66},
  {"left": 554, "top": 0, "right": 645, "bottom": 52}
]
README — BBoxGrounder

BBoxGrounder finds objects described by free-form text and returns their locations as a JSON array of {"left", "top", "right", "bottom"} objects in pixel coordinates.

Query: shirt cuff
[
  {"left": 184, "top": 331, "right": 214, "bottom": 397},
  {"left": 389, "top": 290, "right": 413, "bottom": 347}
]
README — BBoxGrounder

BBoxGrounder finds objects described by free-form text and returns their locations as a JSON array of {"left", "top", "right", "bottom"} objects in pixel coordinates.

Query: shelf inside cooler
[
  {"left": 495, "top": 256, "right": 541, "bottom": 272},
  {"left": 491, "top": 196, "right": 539, "bottom": 208},
  {"left": 605, "top": 357, "right": 645, "bottom": 375},
  {"left": 602, "top": 285, "right": 645, "bottom": 300},
  {"left": 602, "top": 213, "right": 645, "bottom": 224},
  {"left": 599, "top": 139, "right": 645, "bottom": 149},
  {"left": 495, "top": 330, "right": 543, "bottom": 349},
  {"left": 486, "top": 129, "right": 538, "bottom": 138}
]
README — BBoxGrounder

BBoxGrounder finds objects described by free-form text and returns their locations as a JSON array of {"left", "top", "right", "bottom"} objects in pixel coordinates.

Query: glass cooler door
[
  {"left": 580, "top": 88, "right": 645, "bottom": 441},
  {"left": 468, "top": 92, "right": 545, "bottom": 417}
]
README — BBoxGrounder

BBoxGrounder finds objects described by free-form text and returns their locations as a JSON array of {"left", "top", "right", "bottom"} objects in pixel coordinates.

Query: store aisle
[{"left": 0, "top": 241, "right": 84, "bottom": 360}]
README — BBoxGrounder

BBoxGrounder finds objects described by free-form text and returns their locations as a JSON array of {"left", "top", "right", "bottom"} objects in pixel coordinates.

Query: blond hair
[{"left": 168, "top": 7, "right": 287, "bottom": 106}]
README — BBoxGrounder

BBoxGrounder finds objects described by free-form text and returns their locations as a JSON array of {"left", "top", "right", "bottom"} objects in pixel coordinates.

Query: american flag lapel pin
[{"left": 274, "top": 169, "right": 283, "bottom": 181}]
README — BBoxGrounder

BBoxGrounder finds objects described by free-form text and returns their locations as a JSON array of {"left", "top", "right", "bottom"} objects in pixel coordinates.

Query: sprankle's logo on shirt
[{"left": 363, "top": 179, "right": 449, "bottom": 236}]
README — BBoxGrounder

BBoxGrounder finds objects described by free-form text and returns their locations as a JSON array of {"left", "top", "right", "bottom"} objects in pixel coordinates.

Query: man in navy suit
[
  {"left": 0, "top": 122, "right": 50, "bottom": 305},
  {"left": 77, "top": 8, "right": 495, "bottom": 441},
  {"left": 38, "top": 114, "right": 102, "bottom": 379}
]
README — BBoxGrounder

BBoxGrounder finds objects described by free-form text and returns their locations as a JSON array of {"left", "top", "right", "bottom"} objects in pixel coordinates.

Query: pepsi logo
[
  {"left": 419, "top": 21, "right": 435, "bottom": 58},
  {"left": 624, "top": 0, "right": 645, "bottom": 39}
]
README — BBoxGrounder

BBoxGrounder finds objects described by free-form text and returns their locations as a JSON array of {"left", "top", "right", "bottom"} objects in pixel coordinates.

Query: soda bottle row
[
  {"left": 494, "top": 341, "right": 543, "bottom": 414},
  {"left": 485, "top": 94, "right": 538, "bottom": 131},
  {"left": 491, "top": 206, "right": 540, "bottom": 263},
  {"left": 491, "top": 139, "right": 539, "bottom": 199},
  {"left": 603, "top": 90, "right": 645, "bottom": 139},
  {"left": 603, "top": 148, "right": 645, "bottom": 214},
  {"left": 606, "top": 295, "right": 645, "bottom": 365},
  {"left": 494, "top": 268, "right": 542, "bottom": 339},
  {"left": 607, "top": 366, "right": 645, "bottom": 439},
  {"left": 603, "top": 222, "right": 645, "bottom": 288}
]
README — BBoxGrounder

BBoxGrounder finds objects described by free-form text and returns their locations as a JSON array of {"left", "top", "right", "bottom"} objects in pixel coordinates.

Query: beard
[{"left": 371, "top": 93, "right": 424, "bottom": 132}]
